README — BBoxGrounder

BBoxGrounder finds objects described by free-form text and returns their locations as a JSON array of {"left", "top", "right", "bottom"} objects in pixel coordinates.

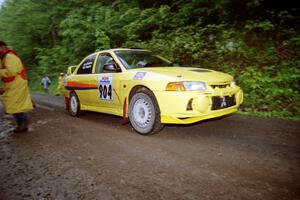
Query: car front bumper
[{"left": 154, "top": 86, "right": 243, "bottom": 124}]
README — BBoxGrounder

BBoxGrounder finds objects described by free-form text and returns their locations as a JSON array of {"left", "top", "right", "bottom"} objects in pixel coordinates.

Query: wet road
[{"left": 0, "top": 94, "right": 300, "bottom": 200}]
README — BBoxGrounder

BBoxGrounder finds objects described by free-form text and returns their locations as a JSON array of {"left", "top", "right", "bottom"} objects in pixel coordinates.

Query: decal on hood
[{"left": 133, "top": 72, "right": 146, "bottom": 80}]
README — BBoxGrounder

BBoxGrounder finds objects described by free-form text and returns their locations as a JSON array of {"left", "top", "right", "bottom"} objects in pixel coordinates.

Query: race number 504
[{"left": 98, "top": 76, "right": 113, "bottom": 101}]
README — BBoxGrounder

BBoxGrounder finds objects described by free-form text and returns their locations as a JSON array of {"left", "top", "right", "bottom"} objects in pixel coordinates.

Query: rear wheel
[
  {"left": 129, "top": 90, "right": 164, "bottom": 135},
  {"left": 70, "top": 92, "right": 81, "bottom": 117}
]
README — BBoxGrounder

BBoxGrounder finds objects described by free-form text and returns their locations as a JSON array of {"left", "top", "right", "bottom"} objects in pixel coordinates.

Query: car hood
[{"left": 129, "top": 67, "right": 233, "bottom": 83}]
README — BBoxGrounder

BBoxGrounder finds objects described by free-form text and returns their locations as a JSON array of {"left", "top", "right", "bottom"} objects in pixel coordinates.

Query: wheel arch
[
  {"left": 69, "top": 90, "right": 77, "bottom": 97},
  {"left": 129, "top": 85, "right": 152, "bottom": 102},
  {"left": 128, "top": 85, "right": 162, "bottom": 113}
]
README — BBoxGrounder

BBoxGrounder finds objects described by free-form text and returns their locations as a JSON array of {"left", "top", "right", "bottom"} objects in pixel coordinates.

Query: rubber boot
[{"left": 14, "top": 120, "right": 29, "bottom": 133}]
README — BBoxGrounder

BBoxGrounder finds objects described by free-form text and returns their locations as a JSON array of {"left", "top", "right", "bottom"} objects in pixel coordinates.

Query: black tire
[
  {"left": 69, "top": 92, "right": 81, "bottom": 117},
  {"left": 129, "top": 89, "right": 164, "bottom": 135}
]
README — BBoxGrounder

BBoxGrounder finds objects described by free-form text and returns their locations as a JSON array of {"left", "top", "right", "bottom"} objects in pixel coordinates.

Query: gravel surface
[{"left": 0, "top": 94, "right": 299, "bottom": 200}]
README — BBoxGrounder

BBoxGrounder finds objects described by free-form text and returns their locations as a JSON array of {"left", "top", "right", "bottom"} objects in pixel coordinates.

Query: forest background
[{"left": 0, "top": 0, "right": 299, "bottom": 119}]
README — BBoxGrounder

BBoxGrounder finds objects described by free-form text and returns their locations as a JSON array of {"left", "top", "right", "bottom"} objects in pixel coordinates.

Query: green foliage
[
  {"left": 0, "top": 0, "right": 299, "bottom": 119},
  {"left": 238, "top": 65, "right": 300, "bottom": 119}
]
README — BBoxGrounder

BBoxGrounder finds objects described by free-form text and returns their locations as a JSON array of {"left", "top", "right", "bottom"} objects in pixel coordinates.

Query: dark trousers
[{"left": 13, "top": 112, "right": 29, "bottom": 125}]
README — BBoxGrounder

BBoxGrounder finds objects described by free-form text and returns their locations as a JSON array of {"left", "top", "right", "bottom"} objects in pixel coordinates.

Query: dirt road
[{"left": 0, "top": 94, "right": 300, "bottom": 200}]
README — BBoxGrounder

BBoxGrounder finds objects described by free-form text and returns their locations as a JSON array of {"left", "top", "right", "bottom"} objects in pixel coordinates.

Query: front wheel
[
  {"left": 69, "top": 92, "right": 81, "bottom": 117},
  {"left": 129, "top": 90, "right": 164, "bottom": 135}
]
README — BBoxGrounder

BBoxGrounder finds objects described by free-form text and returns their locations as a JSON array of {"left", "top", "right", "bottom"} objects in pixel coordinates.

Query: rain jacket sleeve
[{"left": 0, "top": 54, "right": 22, "bottom": 77}]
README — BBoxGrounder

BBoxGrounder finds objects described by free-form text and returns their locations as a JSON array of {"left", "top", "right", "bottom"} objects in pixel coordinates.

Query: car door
[
  {"left": 72, "top": 53, "right": 97, "bottom": 105},
  {"left": 89, "top": 53, "right": 123, "bottom": 113}
]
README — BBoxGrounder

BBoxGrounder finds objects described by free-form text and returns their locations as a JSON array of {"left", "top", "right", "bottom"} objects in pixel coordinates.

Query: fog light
[{"left": 194, "top": 96, "right": 210, "bottom": 113}]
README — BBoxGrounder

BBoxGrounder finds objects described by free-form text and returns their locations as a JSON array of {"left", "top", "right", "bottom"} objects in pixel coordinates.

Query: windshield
[{"left": 114, "top": 50, "right": 173, "bottom": 69}]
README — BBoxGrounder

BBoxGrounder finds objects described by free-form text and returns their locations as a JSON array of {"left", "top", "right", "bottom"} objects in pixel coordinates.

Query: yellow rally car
[{"left": 64, "top": 48, "right": 243, "bottom": 135}]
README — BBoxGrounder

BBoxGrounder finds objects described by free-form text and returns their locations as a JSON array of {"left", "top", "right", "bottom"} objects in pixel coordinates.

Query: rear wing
[{"left": 67, "top": 65, "right": 77, "bottom": 75}]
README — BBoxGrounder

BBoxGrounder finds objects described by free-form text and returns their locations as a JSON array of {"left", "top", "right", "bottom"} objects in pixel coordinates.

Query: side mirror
[{"left": 103, "top": 63, "right": 121, "bottom": 73}]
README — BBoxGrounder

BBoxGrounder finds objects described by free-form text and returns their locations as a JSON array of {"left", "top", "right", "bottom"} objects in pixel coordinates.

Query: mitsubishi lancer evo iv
[{"left": 64, "top": 48, "right": 243, "bottom": 135}]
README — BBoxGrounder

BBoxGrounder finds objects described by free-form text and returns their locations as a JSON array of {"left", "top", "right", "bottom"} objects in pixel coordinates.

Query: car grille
[
  {"left": 211, "top": 95, "right": 236, "bottom": 110},
  {"left": 210, "top": 84, "right": 230, "bottom": 89}
]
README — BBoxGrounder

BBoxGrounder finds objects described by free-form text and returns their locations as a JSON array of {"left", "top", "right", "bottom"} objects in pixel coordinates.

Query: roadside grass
[{"left": 237, "top": 111, "right": 300, "bottom": 121}]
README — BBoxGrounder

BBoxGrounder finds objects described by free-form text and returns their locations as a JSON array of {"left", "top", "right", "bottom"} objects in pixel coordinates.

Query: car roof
[{"left": 96, "top": 48, "right": 151, "bottom": 54}]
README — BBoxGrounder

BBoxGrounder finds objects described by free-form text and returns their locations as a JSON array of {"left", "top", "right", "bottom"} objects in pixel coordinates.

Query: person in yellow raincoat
[
  {"left": 0, "top": 41, "right": 33, "bottom": 133},
  {"left": 55, "top": 72, "right": 65, "bottom": 96}
]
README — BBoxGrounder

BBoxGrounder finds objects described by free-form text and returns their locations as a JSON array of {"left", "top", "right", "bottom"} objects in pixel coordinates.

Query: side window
[
  {"left": 77, "top": 54, "right": 96, "bottom": 74},
  {"left": 95, "top": 53, "right": 120, "bottom": 74}
]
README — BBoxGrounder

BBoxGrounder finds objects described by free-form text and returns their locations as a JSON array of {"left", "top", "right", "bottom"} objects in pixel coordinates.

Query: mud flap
[
  {"left": 65, "top": 97, "right": 70, "bottom": 111},
  {"left": 122, "top": 97, "right": 129, "bottom": 125}
]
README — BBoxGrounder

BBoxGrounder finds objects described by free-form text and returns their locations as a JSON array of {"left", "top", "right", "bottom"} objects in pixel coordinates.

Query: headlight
[{"left": 166, "top": 82, "right": 207, "bottom": 91}]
